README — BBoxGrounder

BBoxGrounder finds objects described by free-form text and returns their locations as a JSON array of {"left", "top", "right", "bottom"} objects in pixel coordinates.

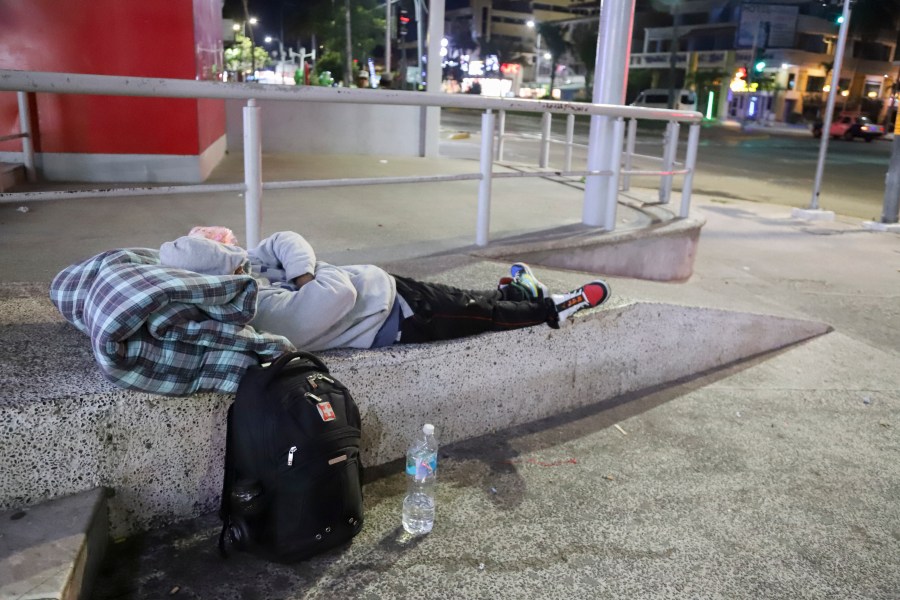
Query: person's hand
[{"left": 293, "top": 273, "right": 315, "bottom": 288}]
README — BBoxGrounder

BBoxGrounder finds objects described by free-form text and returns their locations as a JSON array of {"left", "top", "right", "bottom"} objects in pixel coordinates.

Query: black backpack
[{"left": 218, "top": 351, "right": 364, "bottom": 562}]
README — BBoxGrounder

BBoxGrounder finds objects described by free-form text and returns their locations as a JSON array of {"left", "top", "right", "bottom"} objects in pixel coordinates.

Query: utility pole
[
  {"left": 385, "top": 0, "right": 392, "bottom": 75},
  {"left": 881, "top": 116, "right": 900, "bottom": 224},
  {"left": 795, "top": 0, "right": 852, "bottom": 220},
  {"left": 344, "top": 0, "right": 353, "bottom": 85},
  {"left": 667, "top": 1, "right": 680, "bottom": 109}
]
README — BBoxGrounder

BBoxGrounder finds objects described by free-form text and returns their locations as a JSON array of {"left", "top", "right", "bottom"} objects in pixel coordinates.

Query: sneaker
[
  {"left": 510, "top": 262, "right": 549, "bottom": 300},
  {"left": 552, "top": 280, "right": 611, "bottom": 322}
]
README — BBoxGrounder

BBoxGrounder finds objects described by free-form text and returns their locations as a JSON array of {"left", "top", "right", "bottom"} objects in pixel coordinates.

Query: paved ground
[{"left": 2, "top": 147, "right": 899, "bottom": 599}]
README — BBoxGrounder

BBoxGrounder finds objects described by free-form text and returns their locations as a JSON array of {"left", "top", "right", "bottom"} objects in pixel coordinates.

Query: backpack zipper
[
  {"left": 305, "top": 373, "right": 335, "bottom": 390},
  {"left": 281, "top": 428, "right": 360, "bottom": 469}
]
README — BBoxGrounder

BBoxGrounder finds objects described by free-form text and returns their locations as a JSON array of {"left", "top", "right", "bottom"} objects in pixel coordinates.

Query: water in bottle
[{"left": 402, "top": 423, "right": 438, "bottom": 535}]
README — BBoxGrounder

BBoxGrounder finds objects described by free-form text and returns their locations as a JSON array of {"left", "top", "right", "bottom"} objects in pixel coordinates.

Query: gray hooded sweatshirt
[{"left": 159, "top": 231, "right": 396, "bottom": 351}]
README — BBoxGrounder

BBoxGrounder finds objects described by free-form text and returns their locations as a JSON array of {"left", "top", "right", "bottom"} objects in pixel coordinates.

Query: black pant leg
[{"left": 392, "top": 274, "right": 556, "bottom": 344}]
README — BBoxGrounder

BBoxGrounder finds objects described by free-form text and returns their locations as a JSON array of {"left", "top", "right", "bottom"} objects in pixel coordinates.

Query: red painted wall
[{"left": 0, "top": 0, "right": 225, "bottom": 156}]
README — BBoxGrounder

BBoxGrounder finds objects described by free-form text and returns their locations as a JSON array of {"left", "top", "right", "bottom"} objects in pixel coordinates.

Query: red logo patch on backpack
[{"left": 316, "top": 402, "right": 336, "bottom": 422}]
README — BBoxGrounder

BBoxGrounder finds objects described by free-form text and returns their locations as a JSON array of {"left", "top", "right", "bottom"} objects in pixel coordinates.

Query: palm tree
[
  {"left": 537, "top": 22, "right": 569, "bottom": 98},
  {"left": 571, "top": 22, "right": 598, "bottom": 93}
]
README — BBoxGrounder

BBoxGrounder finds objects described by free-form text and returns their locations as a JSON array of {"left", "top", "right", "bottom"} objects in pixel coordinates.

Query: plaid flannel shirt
[{"left": 50, "top": 248, "right": 295, "bottom": 396}]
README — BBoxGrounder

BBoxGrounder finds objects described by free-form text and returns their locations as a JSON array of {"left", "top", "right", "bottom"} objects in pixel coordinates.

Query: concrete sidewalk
[
  {"left": 2, "top": 151, "right": 899, "bottom": 599},
  {"left": 88, "top": 190, "right": 900, "bottom": 600}
]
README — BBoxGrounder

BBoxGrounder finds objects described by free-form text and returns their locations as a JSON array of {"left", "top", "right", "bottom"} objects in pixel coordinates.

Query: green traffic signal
[{"left": 754, "top": 60, "right": 766, "bottom": 72}]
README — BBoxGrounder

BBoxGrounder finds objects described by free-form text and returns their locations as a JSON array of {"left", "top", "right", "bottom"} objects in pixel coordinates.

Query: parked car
[
  {"left": 812, "top": 113, "right": 885, "bottom": 142},
  {"left": 631, "top": 88, "right": 698, "bottom": 112}
]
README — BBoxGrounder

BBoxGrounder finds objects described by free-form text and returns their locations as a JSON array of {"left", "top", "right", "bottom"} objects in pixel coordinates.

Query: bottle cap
[{"left": 423, "top": 424, "right": 434, "bottom": 436}]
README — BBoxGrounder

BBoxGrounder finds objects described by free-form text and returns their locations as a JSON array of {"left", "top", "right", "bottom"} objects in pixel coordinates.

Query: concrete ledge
[
  {"left": 791, "top": 208, "right": 835, "bottom": 222},
  {"left": 472, "top": 216, "right": 704, "bottom": 281},
  {"left": 0, "top": 488, "right": 107, "bottom": 600},
  {"left": 0, "top": 283, "right": 830, "bottom": 537}
]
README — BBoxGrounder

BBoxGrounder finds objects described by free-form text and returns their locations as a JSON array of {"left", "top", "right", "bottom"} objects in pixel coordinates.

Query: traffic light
[
  {"left": 753, "top": 48, "right": 766, "bottom": 73},
  {"left": 396, "top": 8, "right": 410, "bottom": 39}
]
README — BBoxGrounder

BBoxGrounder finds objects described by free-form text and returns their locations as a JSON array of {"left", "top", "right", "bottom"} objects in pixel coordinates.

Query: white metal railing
[{"left": 0, "top": 69, "right": 703, "bottom": 247}]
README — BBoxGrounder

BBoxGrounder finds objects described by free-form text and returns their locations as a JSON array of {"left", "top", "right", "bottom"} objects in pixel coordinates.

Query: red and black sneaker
[{"left": 552, "top": 280, "right": 611, "bottom": 322}]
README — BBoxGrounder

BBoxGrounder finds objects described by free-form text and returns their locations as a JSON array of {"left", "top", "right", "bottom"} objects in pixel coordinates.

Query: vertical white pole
[
  {"left": 622, "top": 118, "right": 637, "bottom": 191},
  {"left": 679, "top": 123, "right": 701, "bottom": 218},
  {"left": 583, "top": 0, "right": 636, "bottom": 229},
  {"left": 422, "top": 0, "right": 445, "bottom": 157},
  {"left": 16, "top": 91, "right": 36, "bottom": 182},
  {"left": 385, "top": 0, "right": 392, "bottom": 76},
  {"left": 476, "top": 110, "right": 495, "bottom": 246},
  {"left": 243, "top": 99, "right": 263, "bottom": 249},
  {"left": 659, "top": 121, "right": 679, "bottom": 204},
  {"left": 539, "top": 111, "right": 552, "bottom": 168},
  {"left": 604, "top": 117, "right": 626, "bottom": 225},
  {"left": 564, "top": 113, "right": 575, "bottom": 172},
  {"left": 497, "top": 109, "right": 506, "bottom": 161},
  {"left": 809, "top": 0, "right": 852, "bottom": 210}
]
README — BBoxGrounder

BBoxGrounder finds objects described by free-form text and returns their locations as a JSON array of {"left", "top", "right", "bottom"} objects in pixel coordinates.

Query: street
[{"left": 441, "top": 109, "right": 894, "bottom": 221}]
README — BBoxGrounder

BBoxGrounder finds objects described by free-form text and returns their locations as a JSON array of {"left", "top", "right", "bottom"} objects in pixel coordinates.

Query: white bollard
[
  {"left": 539, "top": 112, "right": 551, "bottom": 168},
  {"left": 476, "top": 110, "right": 496, "bottom": 247},
  {"left": 243, "top": 99, "right": 263, "bottom": 249}
]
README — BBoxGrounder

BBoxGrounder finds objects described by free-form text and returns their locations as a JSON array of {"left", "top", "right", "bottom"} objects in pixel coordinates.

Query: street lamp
[
  {"left": 264, "top": 35, "right": 287, "bottom": 83},
  {"left": 527, "top": 19, "right": 544, "bottom": 84}
]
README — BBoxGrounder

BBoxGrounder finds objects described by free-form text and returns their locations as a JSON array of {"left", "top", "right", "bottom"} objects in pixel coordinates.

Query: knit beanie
[{"left": 159, "top": 236, "right": 248, "bottom": 276}]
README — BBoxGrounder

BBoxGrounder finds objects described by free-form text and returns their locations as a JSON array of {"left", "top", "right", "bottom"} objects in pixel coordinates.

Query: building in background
[
  {"left": 439, "top": 0, "right": 598, "bottom": 97},
  {"left": 631, "top": 0, "right": 899, "bottom": 124}
]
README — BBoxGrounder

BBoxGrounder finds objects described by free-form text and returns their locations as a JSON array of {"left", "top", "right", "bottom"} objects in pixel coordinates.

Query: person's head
[
  {"left": 159, "top": 226, "right": 248, "bottom": 275},
  {"left": 379, "top": 72, "right": 393, "bottom": 89}
]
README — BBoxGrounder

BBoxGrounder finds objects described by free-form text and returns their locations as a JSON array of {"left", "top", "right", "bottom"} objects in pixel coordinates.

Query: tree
[
  {"left": 224, "top": 33, "right": 272, "bottom": 78},
  {"left": 571, "top": 22, "right": 598, "bottom": 93},
  {"left": 282, "top": 0, "right": 385, "bottom": 86},
  {"left": 537, "top": 23, "right": 569, "bottom": 99}
]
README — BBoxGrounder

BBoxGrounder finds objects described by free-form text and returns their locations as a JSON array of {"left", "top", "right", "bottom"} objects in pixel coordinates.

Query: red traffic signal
[{"left": 397, "top": 9, "right": 409, "bottom": 39}]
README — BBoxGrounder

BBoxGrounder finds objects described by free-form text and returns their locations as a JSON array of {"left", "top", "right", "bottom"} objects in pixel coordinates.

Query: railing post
[
  {"left": 476, "top": 109, "right": 496, "bottom": 247},
  {"left": 539, "top": 111, "right": 551, "bottom": 168},
  {"left": 679, "top": 123, "right": 701, "bottom": 218},
  {"left": 243, "top": 99, "right": 263, "bottom": 248},
  {"left": 564, "top": 113, "right": 575, "bottom": 172},
  {"left": 604, "top": 117, "right": 626, "bottom": 228},
  {"left": 659, "top": 120, "right": 680, "bottom": 204},
  {"left": 622, "top": 118, "right": 637, "bottom": 191},
  {"left": 496, "top": 109, "right": 506, "bottom": 162},
  {"left": 16, "top": 92, "right": 36, "bottom": 182}
]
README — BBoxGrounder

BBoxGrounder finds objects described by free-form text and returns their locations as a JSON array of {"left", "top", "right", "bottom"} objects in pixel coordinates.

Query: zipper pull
[
  {"left": 306, "top": 374, "right": 319, "bottom": 389},
  {"left": 318, "top": 374, "right": 334, "bottom": 384},
  {"left": 287, "top": 446, "right": 297, "bottom": 466},
  {"left": 305, "top": 392, "right": 324, "bottom": 403}
]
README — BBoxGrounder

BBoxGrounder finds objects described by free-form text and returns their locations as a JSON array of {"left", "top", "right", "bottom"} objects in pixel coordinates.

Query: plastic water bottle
[{"left": 402, "top": 423, "right": 438, "bottom": 535}]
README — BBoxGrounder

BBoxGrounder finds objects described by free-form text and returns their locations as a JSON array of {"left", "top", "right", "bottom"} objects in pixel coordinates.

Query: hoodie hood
[{"left": 159, "top": 236, "right": 248, "bottom": 276}]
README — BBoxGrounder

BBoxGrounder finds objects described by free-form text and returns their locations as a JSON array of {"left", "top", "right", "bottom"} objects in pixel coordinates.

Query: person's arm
[
  {"left": 257, "top": 264, "right": 359, "bottom": 344},
  {"left": 250, "top": 231, "right": 317, "bottom": 282}
]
